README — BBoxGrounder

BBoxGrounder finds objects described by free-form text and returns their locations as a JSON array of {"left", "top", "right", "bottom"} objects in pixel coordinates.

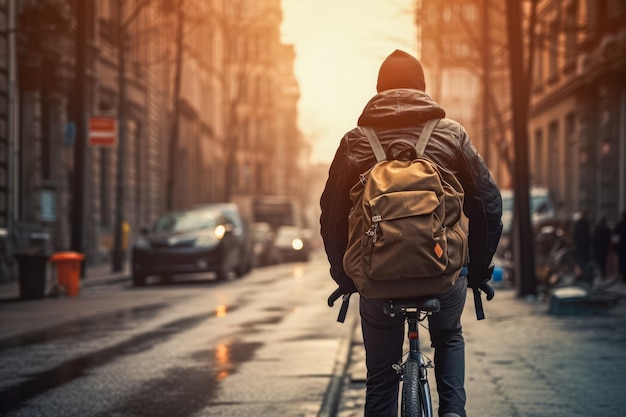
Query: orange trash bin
[{"left": 50, "top": 252, "right": 85, "bottom": 297}]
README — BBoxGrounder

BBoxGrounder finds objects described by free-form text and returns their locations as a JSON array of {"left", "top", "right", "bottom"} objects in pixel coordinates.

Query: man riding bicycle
[{"left": 320, "top": 49, "right": 502, "bottom": 417}]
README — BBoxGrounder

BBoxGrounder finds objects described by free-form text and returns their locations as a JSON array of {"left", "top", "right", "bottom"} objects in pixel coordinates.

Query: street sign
[{"left": 88, "top": 116, "right": 117, "bottom": 146}]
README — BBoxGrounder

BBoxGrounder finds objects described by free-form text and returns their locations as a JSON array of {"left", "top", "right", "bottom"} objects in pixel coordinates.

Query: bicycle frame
[
  {"left": 387, "top": 303, "right": 436, "bottom": 417},
  {"left": 404, "top": 308, "right": 434, "bottom": 417}
]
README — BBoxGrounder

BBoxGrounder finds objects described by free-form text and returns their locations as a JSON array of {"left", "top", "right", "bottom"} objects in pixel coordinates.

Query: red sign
[{"left": 89, "top": 116, "right": 117, "bottom": 146}]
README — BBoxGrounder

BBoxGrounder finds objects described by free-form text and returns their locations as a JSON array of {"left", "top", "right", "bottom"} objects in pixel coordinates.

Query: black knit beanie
[{"left": 376, "top": 49, "right": 426, "bottom": 93}]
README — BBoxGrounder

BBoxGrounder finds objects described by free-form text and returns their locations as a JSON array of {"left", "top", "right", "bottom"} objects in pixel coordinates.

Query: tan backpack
[{"left": 343, "top": 119, "right": 468, "bottom": 299}]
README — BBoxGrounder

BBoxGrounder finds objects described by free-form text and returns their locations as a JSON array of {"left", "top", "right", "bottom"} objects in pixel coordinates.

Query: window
[
  {"left": 533, "top": 34, "right": 544, "bottom": 87},
  {"left": 450, "top": 41, "right": 471, "bottom": 58},
  {"left": 463, "top": 4, "right": 478, "bottom": 22},
  {"left": 548, "top": 121, "right": 560, "bottom": 201},
  {"left": 442, "top": 71, "right": 479, "bottom": 98},
  {"left": 548, "top": 19, "right": 559, "bottom": 81},
  {"left": 564, "top": 1, "right": 578, "bottom": 68},
  {"left": 564, "top": 114, "right": 576, "bottom": 211}
]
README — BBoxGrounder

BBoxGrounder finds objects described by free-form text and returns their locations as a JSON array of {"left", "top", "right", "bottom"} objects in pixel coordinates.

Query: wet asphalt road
[{"left": 0, "top": 253, "right": 348, "bottom": 417}]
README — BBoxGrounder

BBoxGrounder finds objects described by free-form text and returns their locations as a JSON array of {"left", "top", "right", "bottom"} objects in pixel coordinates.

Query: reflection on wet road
[
  {"left": 0, "top": 257, "right": 345, "bottom": 417},
  {"left": 0, "top": 307, "right": 234, "bottom": 415}
]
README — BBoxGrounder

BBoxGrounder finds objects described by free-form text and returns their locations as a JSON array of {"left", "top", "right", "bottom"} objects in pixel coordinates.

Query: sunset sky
[{"left": 281, "top": 0, "right": 417, "bottom": 163}]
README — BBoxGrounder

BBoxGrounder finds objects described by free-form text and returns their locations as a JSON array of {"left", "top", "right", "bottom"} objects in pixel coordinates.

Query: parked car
[
  {"left": 131, "top": 203, "right": 253, "bottom": 286},
  {"left": 500, "top": 186, "right": 556, "bottom": 236},
  {"left": 251, "top": 222, "right": 277, "bottom": 266},
  {"left": 496, "top": 186, "right": 557, "bottom": 285},
  {"left": 273, "top": 226, "right": 312, "bottom": 263}
]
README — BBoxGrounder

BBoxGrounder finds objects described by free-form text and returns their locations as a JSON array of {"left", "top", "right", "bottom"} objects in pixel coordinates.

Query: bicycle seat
[{"left": 383, "top": 297, "right": 441, "bottom": 315}]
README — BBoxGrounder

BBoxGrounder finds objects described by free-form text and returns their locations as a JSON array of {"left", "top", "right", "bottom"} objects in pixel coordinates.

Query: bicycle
[
  {"left": 384, "top": 296, "right": 439, "bottom": 417},
  {"left": 328, "top": 282, "right": 494, "bottom": 417}
]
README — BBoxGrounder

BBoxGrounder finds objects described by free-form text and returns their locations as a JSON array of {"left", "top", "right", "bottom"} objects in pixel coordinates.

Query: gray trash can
[
  {"left": 13, "top": 231, "right": 53, "bottom": 300},
  {"left": 14, "top": 253, "right": 50, "bottom": 300}
]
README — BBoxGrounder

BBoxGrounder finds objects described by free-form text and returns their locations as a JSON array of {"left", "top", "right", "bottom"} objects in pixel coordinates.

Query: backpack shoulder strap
[
  {"left": 360, "top": 126, "right": 387, "bottom": 162},
  {"left": 415, "top": 118, "right": 441, "bottom": 157}
]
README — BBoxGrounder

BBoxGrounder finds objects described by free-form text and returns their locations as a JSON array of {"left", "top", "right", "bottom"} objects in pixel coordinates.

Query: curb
[{"left": 318, "top": 310, "right": 359, "bottom": 417}]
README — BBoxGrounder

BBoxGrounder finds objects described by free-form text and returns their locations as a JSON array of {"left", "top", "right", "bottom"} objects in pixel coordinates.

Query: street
[
  {"left": 0, "top": 253, "right": 349, "bottom": 417},
  {"left": 2, "top": 252, "right": 626, "bottom": 417}
]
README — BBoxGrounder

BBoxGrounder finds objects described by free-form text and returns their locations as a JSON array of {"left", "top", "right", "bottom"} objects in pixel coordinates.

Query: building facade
[
  {"left": 528, "top": 0, "right": 626, "bottom": 223},
  {"left": 419, "top": 0, "right": 626, "bottom": 225},
  {"left": 418, "top": 0, "right": 511, "bottom": 186},
  {"left": 0, "top": 0, "right": 303, "bottom": 280}
]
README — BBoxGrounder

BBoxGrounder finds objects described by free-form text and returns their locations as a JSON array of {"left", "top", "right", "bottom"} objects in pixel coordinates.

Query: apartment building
[
  {"left": 528, "top": 0, "right": 626, "bottom": 222},
  {"left": 418, "top": 0, "right": 511, "bottom": 187},
  {"left": 1, "top": 0, "right": 302, "bottom": 278}
]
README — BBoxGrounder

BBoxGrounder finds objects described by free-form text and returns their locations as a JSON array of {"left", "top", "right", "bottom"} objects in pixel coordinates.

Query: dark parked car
[
  {"left": 273, "top": 226, "right": 312, "bottom": 263},
  {"left": 131, "top": 203, "right": 253, "bottom": 286}
]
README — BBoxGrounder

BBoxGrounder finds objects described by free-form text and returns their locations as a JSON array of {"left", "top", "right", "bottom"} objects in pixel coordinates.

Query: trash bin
[
  {"left": 14, "top": 253, "right": 50, "bottom": 300},
  {"left": 50, "top": 252, "right": 84, "bottom": 297}
]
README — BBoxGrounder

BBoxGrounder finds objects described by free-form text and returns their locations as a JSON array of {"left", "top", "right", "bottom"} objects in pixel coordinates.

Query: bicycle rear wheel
[{"left": 401, "top": 360, "right": 431, "bottom": 417}]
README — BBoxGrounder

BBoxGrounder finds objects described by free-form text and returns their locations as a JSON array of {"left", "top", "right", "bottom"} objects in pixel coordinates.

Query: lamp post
[{"left": 70, "top": 0, "right": 90, "bottom": 268}]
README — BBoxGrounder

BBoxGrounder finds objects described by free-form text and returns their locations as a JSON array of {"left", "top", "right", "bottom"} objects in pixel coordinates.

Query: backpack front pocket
[{"left": 364, "top": 190, "right": 448, "bottom": 280}]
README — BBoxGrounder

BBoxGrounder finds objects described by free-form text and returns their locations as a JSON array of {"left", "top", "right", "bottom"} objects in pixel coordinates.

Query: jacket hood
[{"left": 357, "top": 88, "right": 446, "bottom": 128}]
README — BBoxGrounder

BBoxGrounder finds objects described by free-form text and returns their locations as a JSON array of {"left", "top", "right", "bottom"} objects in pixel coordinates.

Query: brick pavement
[{"left": 334, "top": 280, "right": 626, "bottom": 417}]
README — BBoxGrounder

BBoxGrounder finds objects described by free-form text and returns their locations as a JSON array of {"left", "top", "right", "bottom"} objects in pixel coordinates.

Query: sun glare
[{"left": 281, "top": 0, "right": 416, "bottom": 163}]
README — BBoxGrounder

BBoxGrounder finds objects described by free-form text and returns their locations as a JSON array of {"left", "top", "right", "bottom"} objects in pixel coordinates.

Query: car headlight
[
  {"left": 291, "top": 238, "right": 304, "bottom": 251},
  {"left": 134, "top": 236, "right": 150, "bottom": 249},
  {"left": 214, "top": 225, "right": 226, "bottom": 239}
]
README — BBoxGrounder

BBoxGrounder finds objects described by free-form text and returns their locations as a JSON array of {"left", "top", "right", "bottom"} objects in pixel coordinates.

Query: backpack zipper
[{"left": 366, "top": 215, "right": 382, "bottom": 243}]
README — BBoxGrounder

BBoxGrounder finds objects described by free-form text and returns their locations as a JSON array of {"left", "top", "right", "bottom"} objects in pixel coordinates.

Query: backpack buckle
[{"left": 359, "top": 173, "right": 367, "bottom": 185}]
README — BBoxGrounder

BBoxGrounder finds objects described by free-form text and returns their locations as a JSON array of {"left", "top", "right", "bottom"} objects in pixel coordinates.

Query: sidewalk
[
  {"left": 0, "top": 263, "right": 133, "bottom": 342},
  {"left": 0, "top": 263, "right": 129, "bottom": 300},
  {"left": 332, "top": 280, "right": 626, "bottom": 417}
]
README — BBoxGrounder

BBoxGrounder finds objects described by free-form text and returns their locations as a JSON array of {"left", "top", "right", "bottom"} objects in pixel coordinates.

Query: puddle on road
[
  {"left": 191, "top": 341, "right": 263, "bottom": 383},
  {"left": 0, "top": 306, "right": 237, "bottom": 416}
]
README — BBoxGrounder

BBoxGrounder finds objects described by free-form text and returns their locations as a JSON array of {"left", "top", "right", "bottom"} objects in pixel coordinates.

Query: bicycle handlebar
[
  {"left": 328, "top": 282, "right": 495, "bottom": 322},
  {"left": 327, "top": 287, "right": 344, "bottom": 307},
  {"left": 473, "top": 283, "right": 495, "bottom": 320},
  {"left": 479, "top": 283, "right": 495, "bottom": 300},
  {"left": 327, "top": 288, "right": 353, "bottom": 323}
]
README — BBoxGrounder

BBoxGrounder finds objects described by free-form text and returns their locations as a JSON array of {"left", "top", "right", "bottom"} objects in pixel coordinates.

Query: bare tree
[{"left": 164, "top": 0, "right": 185, "bottom": 211}]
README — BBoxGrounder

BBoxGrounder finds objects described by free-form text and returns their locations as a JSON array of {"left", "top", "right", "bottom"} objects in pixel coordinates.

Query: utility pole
[
  {"left": 7, "top": 0, "right": 18, "bottom": 243},
  {"left": 70, "top": 0, "right": 89, "bottom": 266},
  {"left": 505, "top": 0, "right": 537, "bottom": 297}
]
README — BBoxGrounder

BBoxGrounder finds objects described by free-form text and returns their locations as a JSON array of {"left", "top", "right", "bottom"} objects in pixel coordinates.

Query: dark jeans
[{"left": 360, "top": 276, "right": 468, "bottom": 417}]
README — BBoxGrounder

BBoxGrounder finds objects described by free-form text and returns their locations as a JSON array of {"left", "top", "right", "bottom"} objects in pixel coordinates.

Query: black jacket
[{"left": 320, "top": 88, "right": 503, "bottom": 292}]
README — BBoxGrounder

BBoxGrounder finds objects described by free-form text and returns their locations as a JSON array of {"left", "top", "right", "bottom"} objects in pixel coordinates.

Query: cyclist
[{"left": 320, "top": 49, "right": 502, "bottom": 417}]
